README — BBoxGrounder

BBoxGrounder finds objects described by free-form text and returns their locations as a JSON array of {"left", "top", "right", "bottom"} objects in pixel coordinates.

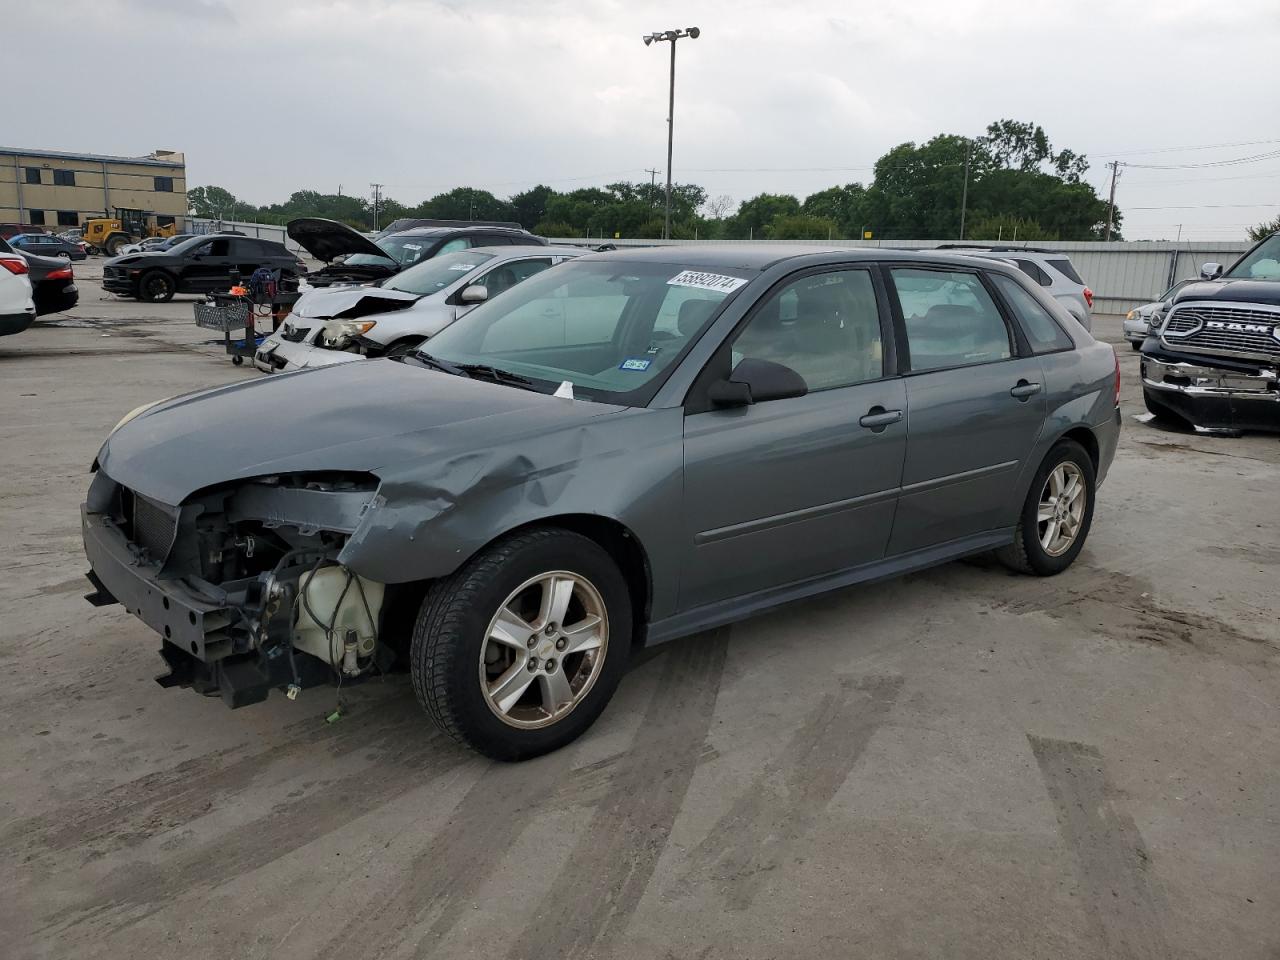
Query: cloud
[{"left": 4, "top": 0, "right": 1278, "bottom": 239}]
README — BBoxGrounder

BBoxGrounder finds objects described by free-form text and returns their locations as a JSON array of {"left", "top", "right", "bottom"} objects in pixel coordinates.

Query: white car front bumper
[{"left": 253, "top": 328, "right": 364, "bottom": 374}]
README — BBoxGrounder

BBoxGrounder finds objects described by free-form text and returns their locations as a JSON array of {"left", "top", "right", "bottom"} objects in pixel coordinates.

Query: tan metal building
[{"left": 0, "top": 146, "right": 187, "bottom": 230}]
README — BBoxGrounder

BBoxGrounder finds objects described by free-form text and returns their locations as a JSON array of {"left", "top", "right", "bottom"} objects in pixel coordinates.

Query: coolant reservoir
[{"left": 293, "top": 567, "right": 385, "bottom": 672}]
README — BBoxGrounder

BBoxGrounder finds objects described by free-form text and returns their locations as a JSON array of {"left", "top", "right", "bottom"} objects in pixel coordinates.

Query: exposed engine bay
[{"left": 83, "top": 470, "right": 397, "bottom": 707}]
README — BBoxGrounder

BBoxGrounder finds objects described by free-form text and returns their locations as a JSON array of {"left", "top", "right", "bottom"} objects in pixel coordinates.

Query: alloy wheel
[
  {"left": 478, "top": 571, "right": 608, "bottom": 729},
  {"left": 1038, "top": 462, "right": 1087, "bottom": 557}
]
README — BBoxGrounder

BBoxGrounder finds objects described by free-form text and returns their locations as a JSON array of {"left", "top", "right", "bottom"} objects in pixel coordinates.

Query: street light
[{"left": 643, "top": 26, "right": 700, "bottom": 240}]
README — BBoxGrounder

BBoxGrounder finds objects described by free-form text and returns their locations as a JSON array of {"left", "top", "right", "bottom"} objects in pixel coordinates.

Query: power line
[
  {"left": 1123, "top": 202, "right": 1280, "bottom": 210},
  {"left": 1123, "top": 148, "right": 1280, "bottom": 170},
  {"left": 1090, "top": 137, "right": 1280, "bottom": 158}
]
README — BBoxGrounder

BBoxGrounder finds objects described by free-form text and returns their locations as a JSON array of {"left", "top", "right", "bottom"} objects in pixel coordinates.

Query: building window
[
  {"left": 154, "top": 176, "right": 174, "bottom": 192},
  {"left": 156, "top": 215, "right": 175, "bottom": 227},
  {"left": 53, "top": 169, "right": 75, "bottom": 186},
  {"left": 57, "top": 211, "right": 79, "bottom": 227},
  {"left": 24, "top": 167, "right": 41, "bottom": 184},
  {"left": 29, "top": 210, "right": 46, "bottom": 225}
]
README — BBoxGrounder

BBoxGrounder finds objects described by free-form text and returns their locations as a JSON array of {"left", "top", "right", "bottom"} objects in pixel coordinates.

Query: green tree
[
  {"left": 1248, "top": 214, "right": 1280, "bottom": 241},
  {"left": 188, "top": 185, "right": 256, "bottom": 221},
  {"left": 964, "top": 215, "right": 1053, "bottom": 242},
  {"left": 801, "top": 183, "right": 867, "bottom": 236},
  {"left": 725, "top": 193, "right": 801, "bottom": 239},
  {"left": 511, "top": 185, "right": 556, "bottom": 229},
  {"left": 766, "top": 214, "right": 839, "bottom": 240},
  {"left": 416, "top": 187, "right": 516, "bottom": 223}
]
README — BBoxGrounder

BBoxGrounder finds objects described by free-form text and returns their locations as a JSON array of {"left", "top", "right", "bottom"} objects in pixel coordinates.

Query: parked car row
[
  {"left": 82, "top": 243, "right": 1121, "bottom": 760},
  {"left": 5, "top": 231, "right": 88, "bottom": 260},
  {"left": 0, "top": 235, "right": 79, "bottom": 318}
]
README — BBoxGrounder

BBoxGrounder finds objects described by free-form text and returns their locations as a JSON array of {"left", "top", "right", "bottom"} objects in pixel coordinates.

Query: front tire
[
  {"left": 411, "top": 528, "right": 632, "bottom": 761},
  {"left": 138, "top": 269, "right": 176, "bottom": 303},
  {"left": 997, "top": 439, "right": 1095, "bottom": 576}
]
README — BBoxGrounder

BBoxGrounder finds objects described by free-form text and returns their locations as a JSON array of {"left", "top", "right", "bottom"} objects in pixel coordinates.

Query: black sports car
[{"left": 103, "top": 234, "right": 305, "bottom": 302}]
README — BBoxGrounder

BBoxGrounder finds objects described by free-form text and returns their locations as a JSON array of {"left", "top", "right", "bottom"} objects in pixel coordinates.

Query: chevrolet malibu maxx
[{"left": 82, "top": 247, "right": 1121, "bottom": 760}]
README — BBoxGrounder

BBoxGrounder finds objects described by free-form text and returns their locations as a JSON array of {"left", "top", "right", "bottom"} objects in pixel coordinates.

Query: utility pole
[
  {"left": 1104, "top": 162, "right": 1122, "bottom": 241},
  {"left": 644, "top": 166, "right": 660, "bottom": 211},
  {"left": 644, "top": 28, "right": 700, "bottom": 240},
  {"left": 370, "top": 183, "right": 383, "bottom": 230},
  {"left": 959, "top": 139, "right": 971, "bottom": 241}
]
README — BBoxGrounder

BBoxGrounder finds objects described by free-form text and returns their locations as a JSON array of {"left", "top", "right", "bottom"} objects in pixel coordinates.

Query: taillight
[
  {"left": 1083, "top": 286, "right": 1094, "bottom": 309},
  {"left": 48, "top": 266, "right": 73, "bottom": 280},
  {"left": 1113, "top": 350, "right": 1121, "bottom": 405},
  {"left": 0, "top": 257, "right": 29, "bottom": 275}
]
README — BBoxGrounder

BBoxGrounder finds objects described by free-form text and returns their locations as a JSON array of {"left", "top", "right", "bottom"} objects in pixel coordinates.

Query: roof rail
[
  {"left": 377, "top": 218, "right": 527, "bottom": 235},
  {"left": 934, "top": 243, "right": 1054, "bottom": 253}
]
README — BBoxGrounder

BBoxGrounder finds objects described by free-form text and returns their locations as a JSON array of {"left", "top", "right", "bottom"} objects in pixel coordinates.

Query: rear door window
[
  {"left": 1047, "top": 258, "right": 1084, "bottom": 285},
  {"left": 990, "top": 274, "right": 1074, "bottom": 353},
  {"left": 1013, "top": 259, "right": 1052, "bottom": 286},
  {"left": 890, "top": 268, "right": 1012, "bottom": 372}
]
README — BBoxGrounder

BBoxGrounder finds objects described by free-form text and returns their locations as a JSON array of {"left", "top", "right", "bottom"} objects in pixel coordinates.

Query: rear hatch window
[{"left": 1047, "top": 258, "right": 1084, "bottom": 285}]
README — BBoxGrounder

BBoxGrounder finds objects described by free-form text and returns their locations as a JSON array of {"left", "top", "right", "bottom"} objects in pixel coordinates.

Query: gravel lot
[{"left": 2, "top": 259, "right": 1277, "bottom": 960}]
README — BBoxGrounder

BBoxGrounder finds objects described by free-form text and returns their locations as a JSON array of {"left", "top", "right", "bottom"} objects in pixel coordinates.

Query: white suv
[
  {"left": 0, "top": 253, "right": 36, "bottom": 337},
  {"left": 939, "top": 246, "right": 1094, "bottom": 331}
]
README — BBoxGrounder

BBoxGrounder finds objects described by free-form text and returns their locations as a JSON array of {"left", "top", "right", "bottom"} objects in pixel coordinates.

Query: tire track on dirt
[
  {"left": 2, "top": 693, "right": 423, "bottom": 868},
  {"left": 1029, "top": 736, "right": 1175, "bottom": 960},
  {"left": 504, "top": 629, "right": 730, "bottom": 960},
  {"left": 40, "top": 725, "right": 472, "bottom": 940},
  {"left": 667, "top": 674, "right": 903, "bottom": 910}
]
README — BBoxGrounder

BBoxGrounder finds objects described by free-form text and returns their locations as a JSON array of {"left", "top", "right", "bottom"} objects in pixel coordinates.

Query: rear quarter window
[
  {"left": 1047, "top": 258, "right": 1084, "bottom": 285},
  {"left": 990, "top": 273, "right": 1074, "bottom": 354}
]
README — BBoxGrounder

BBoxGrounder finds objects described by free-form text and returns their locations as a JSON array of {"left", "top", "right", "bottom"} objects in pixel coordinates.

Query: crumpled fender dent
[{"left": 339, "top": 409, "right": 686, "bottom": 609}]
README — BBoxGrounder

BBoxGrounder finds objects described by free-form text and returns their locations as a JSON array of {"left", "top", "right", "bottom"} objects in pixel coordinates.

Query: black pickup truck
[{"left": 1141, "top": 231, "right": 1280, "bottom": 433}]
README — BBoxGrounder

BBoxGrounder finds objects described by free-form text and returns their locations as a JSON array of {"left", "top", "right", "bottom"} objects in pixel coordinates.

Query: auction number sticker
[
  {"left": 619, "top": 357, "right": 652, "bottom": 371},
  {"left": 667, "top": 270, "right": 747, "bottom": 293}
]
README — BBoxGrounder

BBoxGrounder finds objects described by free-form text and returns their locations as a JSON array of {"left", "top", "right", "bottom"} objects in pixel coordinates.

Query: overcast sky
[{"left": 8, "top": 0, "right": 1278, "bottom": 240}]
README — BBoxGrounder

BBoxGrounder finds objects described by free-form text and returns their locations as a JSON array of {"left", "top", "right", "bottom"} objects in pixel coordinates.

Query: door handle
[
  {"left": 1010, "top": 380, "right": 1042, "bottom": 400},
  {"left": 859, "top": 407, "right": 904, "bottom": 431}
]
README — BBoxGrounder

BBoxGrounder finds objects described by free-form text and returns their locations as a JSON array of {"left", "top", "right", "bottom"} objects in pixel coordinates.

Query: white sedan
[{"left": 254, "top": 246, "right": 581, "bottom": 374}]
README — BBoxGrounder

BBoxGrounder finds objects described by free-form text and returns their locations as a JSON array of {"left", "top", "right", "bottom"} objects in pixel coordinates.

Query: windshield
[
  {"left": 421, "top": 259, "right": 750, "bottom": 403},
  {"left": 1226, "top": 234, "right": 1280, "bottom": 280},
  {"left": 384, "top": 251, "right": 494, "bottom": 295},
  {"left": 346, "top": 234, "right": 434, "bottom": 268}
]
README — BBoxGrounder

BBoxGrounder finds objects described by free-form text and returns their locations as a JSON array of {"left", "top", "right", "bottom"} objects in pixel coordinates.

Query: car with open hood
[
  {"left": 253, "top": 246, "right": 582, "bottom": 373},
  {"left": 82, "top": 245, "right": 1120, "bottom": 760},
  {"left": 289, "top": 217, "right": 547, "bottom": 288}
]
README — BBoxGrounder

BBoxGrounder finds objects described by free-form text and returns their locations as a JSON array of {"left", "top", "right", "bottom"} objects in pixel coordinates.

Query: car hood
[
  {"left": 292, "top": 285, "right": 421, "bottom": 320},
  {"left": 98, "top": 359, "right": 623, "bottom": 505},
  {"left": 1173, "top": 279, "right": 1280, "bottom": 307},
  {"left": 287, "top": 218, "right": 390, "bottom": 264},
  {"left": 104, "top": 251, "right": 168, "bottom": 267}
]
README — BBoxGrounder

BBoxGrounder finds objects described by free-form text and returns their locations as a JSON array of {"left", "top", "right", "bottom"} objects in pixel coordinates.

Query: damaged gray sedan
[{"left": 82, "top": 246, "right": 1121, "bottom": 760}]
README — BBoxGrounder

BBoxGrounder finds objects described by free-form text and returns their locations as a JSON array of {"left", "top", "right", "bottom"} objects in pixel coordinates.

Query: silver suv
[{"left": 939, "top": 246, "right": 1093, "bottom": 331}]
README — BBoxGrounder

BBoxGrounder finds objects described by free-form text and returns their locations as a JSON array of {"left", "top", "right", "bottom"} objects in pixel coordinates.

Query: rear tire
[
  {"left": 138, "top": 269, "right": 176, "bottom": 303},
  {"left": 411, "top": 528, "right": 632, "bottom": 761},
  {"left": 997, "top": 439, "right": 1095, "bottom": 576},
  {"left": 1130, "top": 340, "right": 1142, "bottom": 351}
]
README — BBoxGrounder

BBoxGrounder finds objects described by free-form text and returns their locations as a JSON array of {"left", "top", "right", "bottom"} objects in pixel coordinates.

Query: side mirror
[
  {"left": 1200, "top": 261, "right": 1223, "bottom": 280},
  {"left": 708, "top": 357, "right": 808, "bottom": 407},
  {"left": 459, "top": 284, "right": 488, "bottom": 303}
]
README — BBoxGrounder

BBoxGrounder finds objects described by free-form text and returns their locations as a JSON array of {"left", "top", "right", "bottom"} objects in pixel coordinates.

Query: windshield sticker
[
  {"left": 448, "top": 263, "right": 476, "bottom": 271},
  {"left": 619, "top": 357, "right": 652, "bottom": 371},
  {"left": 401, "top": 243, "right": 422, "bottom": 251},
  {"left": 667, "top": 270, "right": 747, "bottom": 293}
]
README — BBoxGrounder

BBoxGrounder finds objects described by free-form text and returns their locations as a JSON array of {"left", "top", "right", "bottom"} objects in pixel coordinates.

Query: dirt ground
[{"left": 1, "top": 260, "right": 1277, "bottom": 960}]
